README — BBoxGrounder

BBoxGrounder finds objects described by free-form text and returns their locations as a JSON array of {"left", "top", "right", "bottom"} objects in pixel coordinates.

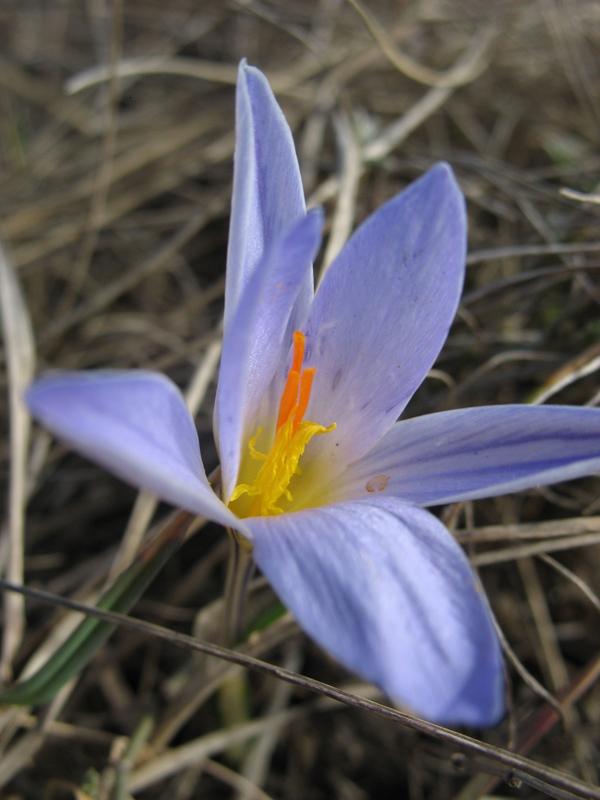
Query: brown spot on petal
[{"left": 366, "top": 474, "right": 390, "bottom": 493}]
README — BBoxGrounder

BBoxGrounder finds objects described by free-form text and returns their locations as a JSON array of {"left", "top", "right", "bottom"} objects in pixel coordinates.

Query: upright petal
[
  {"left": 245, "top": 498, "right": 504, "bottom": 726},
  {"left": 26, "top": 371, "right": 242, "bottom": 530},
  {"left": 225, "top": 61, "right": 309, "bottom": 329},
  {"left": 331, "top": 405, "right": 600, "bottom": 506},
  {"left": 303, "top": 163, "right": 466, "bottom": 476},
  {"left": 216, "top": 211, "right": 323, "bottom": 500}
]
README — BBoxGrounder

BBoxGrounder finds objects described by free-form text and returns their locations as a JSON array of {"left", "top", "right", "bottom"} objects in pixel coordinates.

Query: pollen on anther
[
  {"left": 293, "top": 367, "right": 316, "bottom": 430},
  {"left": 277, "top": 331, "right": 310, "bottom": 431},
  {"left": 277, "top": 370, "right": 300, "bottom": 430},
  {"left": 291, "top": 330, "right": 305, "bottom": 373}
]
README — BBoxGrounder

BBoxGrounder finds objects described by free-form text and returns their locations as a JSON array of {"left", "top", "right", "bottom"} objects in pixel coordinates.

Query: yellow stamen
[{"left": 230, "top": 330, "right": 335, "bottom": 516}]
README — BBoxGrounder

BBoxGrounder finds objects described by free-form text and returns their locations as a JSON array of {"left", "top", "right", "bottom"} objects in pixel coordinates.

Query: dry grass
[{"left": 1, "top": 1, "right": 600, "bottom": 798}]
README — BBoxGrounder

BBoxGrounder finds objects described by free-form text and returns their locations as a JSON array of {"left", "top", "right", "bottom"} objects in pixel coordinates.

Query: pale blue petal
[
  {"left": 331, "top": 405, "right": 600, "bottom": 506},
  {"left": 216, "top": 211, "right": 323, "bottom": 500},
  {"left": 26, "top": 371, "right": 243, "bottom": 530},
  {"left": 225, "top": 61, "right": 309, "bottom": 330},
  {"left": 245, "top": 498, "right": 504, "bottom": 726},
  {"left": 303, "top": 163, "right": 466, "bottom": 476}
]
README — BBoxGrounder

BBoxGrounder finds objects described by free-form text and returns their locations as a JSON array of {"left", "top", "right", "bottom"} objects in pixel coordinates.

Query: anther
[
  {"left": 277, "top": 331, "right": 308, "bottom": 430},
  {"left": 291, "top": 330, "right": 305, "bottom": 373},
  {"left": 277, "top": 370, "right": 300, "bottom": 430},
  {"left": 293, "top": 368, "right": 316, "bottom": 430}
]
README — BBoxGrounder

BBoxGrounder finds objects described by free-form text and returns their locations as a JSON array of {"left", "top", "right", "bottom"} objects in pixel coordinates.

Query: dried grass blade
[{"left": 0, "top": 241, "right": 35, "bottom": 680}]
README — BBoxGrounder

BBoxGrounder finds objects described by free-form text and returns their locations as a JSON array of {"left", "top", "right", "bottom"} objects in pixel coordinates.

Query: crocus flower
[{"left": 27, "top": 61, "right": 600, "bottom": 727}]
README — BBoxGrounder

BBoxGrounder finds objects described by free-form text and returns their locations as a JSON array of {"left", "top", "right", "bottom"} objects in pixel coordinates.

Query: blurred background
[{"left": 1, "top": 1, "right": 600, "bottom": 798}]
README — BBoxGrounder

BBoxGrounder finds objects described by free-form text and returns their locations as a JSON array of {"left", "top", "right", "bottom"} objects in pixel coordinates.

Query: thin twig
[
  {"left": 457, "top": 516, "right": 600, "bottom": 544},
  {"left": 472, "top": 531, "right": 600, "bottom": 566},
  {"left": 537, "top": 554, "right": 600, "bottom": 614}
]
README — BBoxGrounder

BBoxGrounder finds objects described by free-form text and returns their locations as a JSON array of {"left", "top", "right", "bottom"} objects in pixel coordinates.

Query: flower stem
[
  {"left": 220, "top": 531, "right": 254, "bottom": 761},
  {"left": 222, "top": 530, "right": 254, "bottom": 646}
]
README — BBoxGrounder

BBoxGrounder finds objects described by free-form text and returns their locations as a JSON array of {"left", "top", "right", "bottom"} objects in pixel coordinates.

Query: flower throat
[{"left": 229, "top": 331, "right": 335, "bottom": 516}]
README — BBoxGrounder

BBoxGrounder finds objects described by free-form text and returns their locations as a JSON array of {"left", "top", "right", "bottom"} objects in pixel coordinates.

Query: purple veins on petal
[
  {"left": 331, "top": 404, "right": 600, "bottom": 507},
  {"left": 302, "top": 163, "right": 467, "bottom": 478},
  {"left": 244, "top": 497, "right": 504, "bottom": 726}
]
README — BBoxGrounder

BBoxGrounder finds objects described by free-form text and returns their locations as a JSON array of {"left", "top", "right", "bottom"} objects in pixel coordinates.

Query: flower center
[{"left": 229, "top": 330, "right": 335, "bottom": 517}]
